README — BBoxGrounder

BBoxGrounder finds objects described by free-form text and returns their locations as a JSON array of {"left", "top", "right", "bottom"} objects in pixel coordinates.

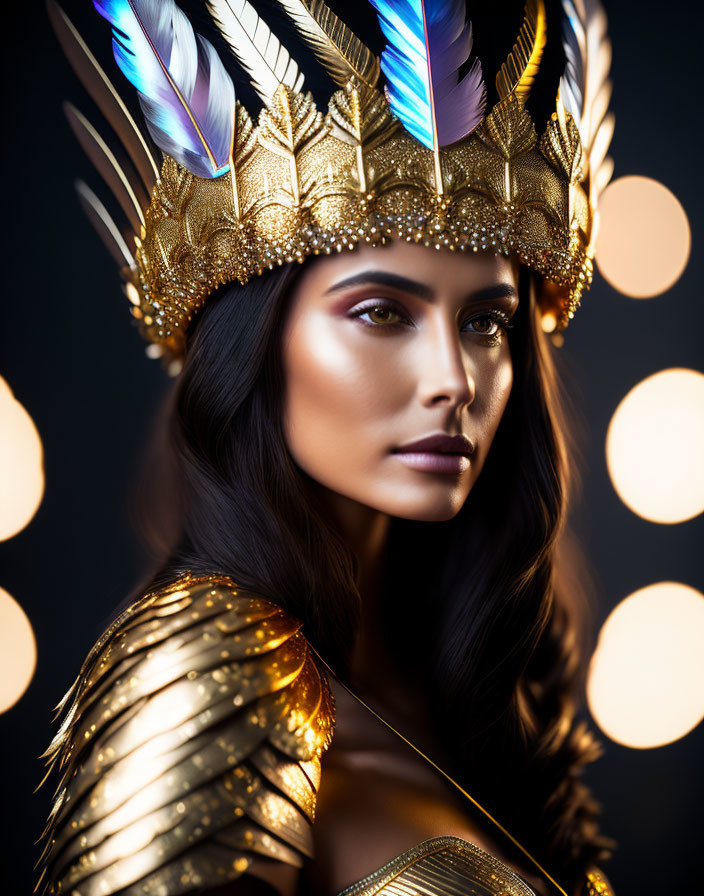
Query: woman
[{"left": 39, "top": 0, "right": 616, "bottom": 894}]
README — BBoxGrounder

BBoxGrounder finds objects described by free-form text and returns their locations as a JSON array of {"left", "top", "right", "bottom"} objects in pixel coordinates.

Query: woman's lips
[{"left": 392, "top": 451, "right": 471, "bottom": 474}]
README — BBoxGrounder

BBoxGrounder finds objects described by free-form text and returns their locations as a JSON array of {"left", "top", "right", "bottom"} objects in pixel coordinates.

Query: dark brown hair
[{"left": 128, "top": 257, "right": 613, "bottom": 889}]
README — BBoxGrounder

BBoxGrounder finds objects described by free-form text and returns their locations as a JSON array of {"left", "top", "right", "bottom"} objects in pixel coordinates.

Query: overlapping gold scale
[{"left": 36, "top": 573, "right": 336, "bottom": 896}]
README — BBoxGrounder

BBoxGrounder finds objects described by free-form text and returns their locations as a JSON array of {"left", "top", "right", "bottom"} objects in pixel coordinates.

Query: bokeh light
[
  {"left": 0, "top": 376, "right": 45, "bottom": 540},
  {"left": 596, "top": 176, "right": 690, "bottom": 297},
  {"left": 0, "top": 587, "right": 37, "bottom": 713},
  {"left": 588, "top": 582, "right": 704, "bottom": 749},
  {"left": 606, "top": 368, "right": 704, "bottom": 524},
  {"left": 0, "top": 375, "right": 13, "bottom": 406},
  {"left": 541, "top": 311, "right": 557, "bottom": 333}
]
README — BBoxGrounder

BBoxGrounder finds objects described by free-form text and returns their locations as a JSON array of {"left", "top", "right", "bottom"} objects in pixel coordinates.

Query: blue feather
[
  {"left": 369, "top": 0, "right": 485, "bottom": 151},
  {"left": 94, "top": 0, "right": 235, "bottom": 178}
]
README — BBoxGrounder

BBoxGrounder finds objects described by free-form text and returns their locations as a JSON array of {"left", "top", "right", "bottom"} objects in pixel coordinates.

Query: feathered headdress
[{"left": 49, "top": 0, "right": 613, "bottom": 366}]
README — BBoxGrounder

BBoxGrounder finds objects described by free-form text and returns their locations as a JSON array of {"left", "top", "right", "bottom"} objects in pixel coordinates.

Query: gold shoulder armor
[
  {"left": 36, "top": 572, "right": 336, "bottom": 895},
  {"left": 581, "top": 867, "right": 615, "bottom": 896}
]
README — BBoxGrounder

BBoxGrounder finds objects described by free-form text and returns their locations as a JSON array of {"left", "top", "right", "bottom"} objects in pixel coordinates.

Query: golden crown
[{"left": 51, "top": 0, "right": 614, "bottom": 364}]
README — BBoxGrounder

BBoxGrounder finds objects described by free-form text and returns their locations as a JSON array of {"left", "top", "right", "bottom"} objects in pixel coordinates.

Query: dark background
[{"left": 2, "top": 0, "right": 703, "bottom": 893}]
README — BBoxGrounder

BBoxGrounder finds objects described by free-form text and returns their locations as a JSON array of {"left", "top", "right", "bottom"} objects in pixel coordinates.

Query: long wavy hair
[{"left": 126, "top": 256, "right": 614, "bottom": 889}]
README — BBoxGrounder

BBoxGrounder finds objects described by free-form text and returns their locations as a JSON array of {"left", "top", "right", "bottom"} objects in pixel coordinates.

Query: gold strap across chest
[{"left": 309, "top": 647, "right": 570, "bottom": 896}]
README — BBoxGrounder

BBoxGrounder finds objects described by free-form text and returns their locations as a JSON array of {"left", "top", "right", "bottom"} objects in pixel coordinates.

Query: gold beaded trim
[{"left": 128, "top": 87, "right": 592, "bottom": 360}]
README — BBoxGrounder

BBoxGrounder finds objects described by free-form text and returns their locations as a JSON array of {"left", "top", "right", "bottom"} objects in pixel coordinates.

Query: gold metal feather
[
  {"left": 258, "top": 86, "right": 324, "bottom": 204},
  {"left": 496, "top": 0, "right": 547, "bottom": 105},
  {"left": 47, "top": 0, "right": 159, "bottom": 192},
  {"left": 482, "top": 96, "right": 537, "bottom": 162},
  {"left": 327, "top": 85, "right": 393, "bottom": 146},
  {"left": 540, "top": 93, "right": 584, "bottom": 226},
  {"left": 64, "top": 103, "right": 147, "bottom": 232},
  {"left": 75, "top": 181, "right": 136, "bottom": 270},
  {"left": 276, "top": 0, "right": 380, "bottom": 89},
  {"left": 206, "top": 0, "right": 304, "bottom": 105},
  {"left": 480, "top": 94, "right": 537, "bottom": 201},
  {"left": 540, "top": 93, "right": 583, "bottom": 185},
  {"left": 259, "top": 88, "right": 323, "bottom": 157},
  {"left": 326, "top": 83, "right": 396, "bottom": 192}
]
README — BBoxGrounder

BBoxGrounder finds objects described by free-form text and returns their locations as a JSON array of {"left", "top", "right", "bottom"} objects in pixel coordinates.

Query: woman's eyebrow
[
  {"left": 468, "top": 283, "right": 518, "bottom": 304},
  {"left": 324, "top": 270, "right": 517, "bottom": 304},
  {"left": 324, "top": 270, "right": 433, "bottom": 300}
]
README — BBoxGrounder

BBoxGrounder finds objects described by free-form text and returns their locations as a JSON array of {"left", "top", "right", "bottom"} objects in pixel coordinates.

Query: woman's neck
[
  {"left": 306, "top": 481, "right": 394, "bottom": 690},
  {"left": 307, "top": 482, "right": 454, "bottom": 773}
]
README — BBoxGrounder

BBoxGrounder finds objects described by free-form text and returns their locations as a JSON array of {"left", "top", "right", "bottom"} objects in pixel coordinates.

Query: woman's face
[{"left": 281, "top": 241, "right": 519, "bottom": 522}]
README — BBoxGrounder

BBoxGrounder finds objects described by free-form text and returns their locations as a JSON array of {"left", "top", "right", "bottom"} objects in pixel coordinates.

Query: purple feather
[
  {"left": 370, "top": 0, "right": 486, "bottom": 151},
  {"left": 430, "top": 16, "right": 484, "bottom": 144}
]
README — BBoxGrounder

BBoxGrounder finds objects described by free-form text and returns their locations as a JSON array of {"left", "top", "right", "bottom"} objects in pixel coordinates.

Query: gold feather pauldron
[{"left": 35, "top": 573, "right": 336, "bottom": 895}]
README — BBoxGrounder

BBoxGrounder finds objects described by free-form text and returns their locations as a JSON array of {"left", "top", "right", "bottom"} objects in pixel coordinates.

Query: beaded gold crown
[{"left": 51, "top": 0, "right": 613, "bottom": 364}]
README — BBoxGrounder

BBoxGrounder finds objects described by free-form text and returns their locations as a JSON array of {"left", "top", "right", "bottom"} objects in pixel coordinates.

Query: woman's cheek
[
  {"left": 469, "top": 351, "right": 513, "bottom": 473},
  {"left": 282, "top": 323, "right": 384, "bottom": 482},
  {"left": 498, "top": 353, "right": 514, "bottom": 415}
]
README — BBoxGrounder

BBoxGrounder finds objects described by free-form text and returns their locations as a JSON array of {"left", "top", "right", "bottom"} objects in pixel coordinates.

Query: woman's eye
[
  {"left": 350, "top": 303, "right": 511, "bottom": 339},
  {"left": 466, "top": 316, "right": 499, "bottom": 336},
  {"left": 462, "top": 313, "right": 510, "bottom": 339},
  {"left": 352, "top": 303, "right": 405, "bottom": 327}
]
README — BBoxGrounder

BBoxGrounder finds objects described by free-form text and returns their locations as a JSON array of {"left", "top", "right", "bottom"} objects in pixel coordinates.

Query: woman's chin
[
  {"left": 374, "top": 484, "right": 471, "bottom": 522},
  {"left": 392, "top": 505, "right": 464, "bottom": 523}
]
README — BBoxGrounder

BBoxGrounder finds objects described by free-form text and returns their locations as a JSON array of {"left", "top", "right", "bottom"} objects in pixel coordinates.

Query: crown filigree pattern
[
  {"left": 131, "top": 86, "right": 590, "bottom": 358},
  {"left": 52, "top": 0, "right": 614, "bottom": 363}
]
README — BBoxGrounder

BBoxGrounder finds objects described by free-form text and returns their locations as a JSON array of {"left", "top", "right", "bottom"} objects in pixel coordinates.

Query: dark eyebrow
[
  {"left": 467, "top": 282, "right": 518, "bottom": 303},
  {"left": 325, "top": 270, "right": 433, "bottom": 300},
  {"left": 324, "top": 270, "right": 517, "bottom": 304}
]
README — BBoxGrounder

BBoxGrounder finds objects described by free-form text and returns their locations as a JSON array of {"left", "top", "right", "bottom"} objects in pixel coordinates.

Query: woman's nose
[{"left": 417, "top": 317, "right": 475, "bottom": 409}]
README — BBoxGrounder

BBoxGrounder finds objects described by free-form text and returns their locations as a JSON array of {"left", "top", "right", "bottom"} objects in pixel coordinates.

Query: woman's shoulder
[{"left": 36, "top": 571, "right": 336, "bottom": 896}]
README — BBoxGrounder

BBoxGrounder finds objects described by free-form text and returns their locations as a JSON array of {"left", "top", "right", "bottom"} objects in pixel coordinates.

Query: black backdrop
[{"left": 1, "top": 1, "right": 703, "bottom": 893}]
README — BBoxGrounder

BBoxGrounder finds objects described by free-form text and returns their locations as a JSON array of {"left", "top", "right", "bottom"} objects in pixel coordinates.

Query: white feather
[
  {"left": 559, "top": 0, "right": 585, "bottom": 130},
  {"left": 207, "top": 0, "right": 304, "bottom": 105},
  {"left": 559, "top": 0, "right": 614, "bottom": 205}
]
